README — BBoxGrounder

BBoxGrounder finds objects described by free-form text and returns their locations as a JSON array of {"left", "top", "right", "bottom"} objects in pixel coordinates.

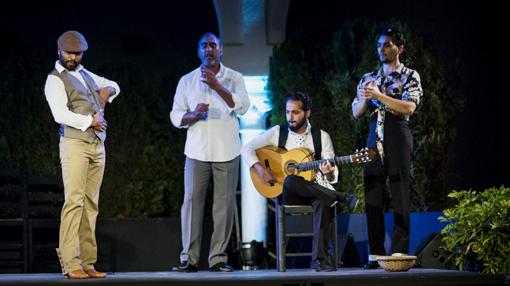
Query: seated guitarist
[{"left": 241, "top": 92, "right": 358, "bottom": 272}]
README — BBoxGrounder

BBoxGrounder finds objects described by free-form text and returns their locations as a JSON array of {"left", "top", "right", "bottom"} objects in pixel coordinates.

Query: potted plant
[{"left": 439, "top": 186, "right": 510, "bottom": 274}]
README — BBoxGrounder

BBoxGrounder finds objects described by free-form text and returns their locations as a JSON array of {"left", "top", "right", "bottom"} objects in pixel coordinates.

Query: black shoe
[
  {"left": 172, "top": 261, "right": 198, "bottom": 272},
  {"left": 209, "top": 262, "right": 234, "bottom": 272},
  {"left": 364, "top": 260, "right": 379, "bottom": 269},
  {"left": 331, "top": 193, "right": 359, "bottom": 211},
  {"left": 316, "top": 262, "right": 336, "bottom": 272}
]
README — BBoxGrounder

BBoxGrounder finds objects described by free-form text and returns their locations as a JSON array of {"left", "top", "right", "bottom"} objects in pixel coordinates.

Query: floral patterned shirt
[{"left": 352, "top": 64, "right": 423, "bottom": 161}]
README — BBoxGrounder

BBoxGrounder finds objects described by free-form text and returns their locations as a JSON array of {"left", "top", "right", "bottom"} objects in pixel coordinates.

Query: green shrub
[
  {"left": 0, "top": 43, "right": 191, "bottom": 218},
  {"left": 439, "top": 186, "right": 510, "bottom": 274},
  {"left": 268, "top": 19, "right": 463, "bottom": 211}
]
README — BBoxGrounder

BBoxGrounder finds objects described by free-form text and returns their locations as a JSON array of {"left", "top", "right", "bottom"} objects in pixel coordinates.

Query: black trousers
[
  {"left": 364, "top": 117, "right": 412, "bottom": 255},
  {"left": 282, "top": 175, "right": 337, "bottom": 264}
]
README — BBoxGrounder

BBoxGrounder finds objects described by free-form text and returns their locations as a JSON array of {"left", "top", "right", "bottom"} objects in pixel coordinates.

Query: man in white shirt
[
  {"left": 170, "top": 33, "right": 250, "bottom": 272},
  {"left": 241, "top": 92, "right": 358, "bottom": 272},
  {"left": 44, "top": 31, "right": 119, "bottom": 279}
]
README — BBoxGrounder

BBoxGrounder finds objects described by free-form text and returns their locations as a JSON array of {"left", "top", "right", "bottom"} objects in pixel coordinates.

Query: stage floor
[{"left": 0, "top": 268, "right": 507, "bottom": 286}]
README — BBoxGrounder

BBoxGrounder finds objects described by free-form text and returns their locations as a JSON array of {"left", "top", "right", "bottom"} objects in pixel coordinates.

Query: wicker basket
[{"left": 376, "top": 255, "right": 417, "bottom": 272}]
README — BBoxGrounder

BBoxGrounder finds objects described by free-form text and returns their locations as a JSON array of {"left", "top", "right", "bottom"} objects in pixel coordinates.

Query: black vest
[{"left": 278, "top": 124, "right": 322, "bottom": 160}]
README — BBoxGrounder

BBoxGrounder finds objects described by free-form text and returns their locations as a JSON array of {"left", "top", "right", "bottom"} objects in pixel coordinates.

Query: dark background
[
  {"left": 1, "top": 0, "right": 506, "bottom": 193},
  {"left": 286, "top": 0, "right": 507, "bottom": 191}
]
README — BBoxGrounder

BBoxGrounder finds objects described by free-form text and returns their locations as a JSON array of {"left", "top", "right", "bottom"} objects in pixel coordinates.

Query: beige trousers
[{"left": 58, "top": 137, "right": 105, "bottom": 274}]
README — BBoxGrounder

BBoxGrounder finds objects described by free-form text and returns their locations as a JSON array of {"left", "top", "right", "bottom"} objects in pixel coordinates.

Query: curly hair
[
  {"left": 379, "top": 29, "right": 405, "bottom": 47},
  {"left": 285, "top": 92, "right": 312, "bottom": 111}
]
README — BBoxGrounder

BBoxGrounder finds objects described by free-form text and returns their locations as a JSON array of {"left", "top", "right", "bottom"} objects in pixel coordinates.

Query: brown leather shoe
[
  {"left": 85, "top": 269, "right": 107, "bottom": 278},
  {"left": 66, "top": 269, "right": 89, "bottom": 279}
]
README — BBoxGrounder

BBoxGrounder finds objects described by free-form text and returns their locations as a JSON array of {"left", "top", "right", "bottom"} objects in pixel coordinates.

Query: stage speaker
[{"left": 416, "top": 233, "right": 453, "bottom": 269}]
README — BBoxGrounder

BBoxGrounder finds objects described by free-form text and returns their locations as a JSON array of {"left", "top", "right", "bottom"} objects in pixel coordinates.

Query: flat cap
[{"left": 57, "top": 30, "right": 88, "bottom": 52}]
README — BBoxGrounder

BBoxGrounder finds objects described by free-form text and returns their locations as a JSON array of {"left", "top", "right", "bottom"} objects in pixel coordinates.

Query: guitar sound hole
[{"left": 286, "top": 162, "right": 298, "bottom": 175}]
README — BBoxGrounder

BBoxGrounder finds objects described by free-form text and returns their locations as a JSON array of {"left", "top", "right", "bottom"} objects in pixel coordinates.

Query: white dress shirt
[
  {"left": 241, "top": 123, "right": 339, "bottom": 188},
  {"left": 44, "top": 61, "right": 120, "bottom": 131},
  {"left": 170, "top": 64, "right": 250, "bottom": 162}
]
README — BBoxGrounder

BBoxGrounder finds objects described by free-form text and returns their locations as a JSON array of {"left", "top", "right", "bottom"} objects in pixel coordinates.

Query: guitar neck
[{"left": 295, "top": 155, "right": 353, "bottom": 171}]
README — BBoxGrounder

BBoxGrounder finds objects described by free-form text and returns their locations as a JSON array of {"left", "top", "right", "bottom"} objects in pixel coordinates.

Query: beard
[
  {"left": 202, "top": 57, "right": 219, "bottom": 68},
  {"left": 379, "top": 53, "right": 396, "bottom": 64},
  {"left": 199, "top": 50, "right": 222, "bottom": 68},
  {"left": 288, "top": 117, "right": 307, "bottom": 132},
  {"left": 58, "top": 54, "right": 80, "bottom": 71}
]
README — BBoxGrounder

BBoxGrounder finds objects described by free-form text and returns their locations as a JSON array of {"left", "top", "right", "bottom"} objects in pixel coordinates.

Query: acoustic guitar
[{"left": 249, "top": 147, "right": 374, "bottom": 198}]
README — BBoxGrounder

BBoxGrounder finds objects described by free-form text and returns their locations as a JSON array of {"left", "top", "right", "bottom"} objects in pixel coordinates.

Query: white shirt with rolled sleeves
[
  {"left": 241, "top": 124, "right": 339, "bottom": 189},
  {"left": 44, "top": 61, "right": 120, "bottom": 131},
  {"left": 170, "top": 64, "right": 250, "bottom": 162}
]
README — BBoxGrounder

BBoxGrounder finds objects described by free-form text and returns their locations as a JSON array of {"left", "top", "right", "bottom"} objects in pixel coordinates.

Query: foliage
[
  {"left": 0, "top": 44, "right": 60, "bottom": 176},
  {"left": 268, "top": 19, "right": 463, "bottom": 210},
  {"left": 439, "top": 186, "right": 510, "bottom": 274},
  {"left": 94, "top": 63, "right": 187, "bottom": 218},
  {"left": 1, "top": 18, "right": 465, "bottom": 217},
  {"left": 268, "top": 29, "right": 367, "bottom": 206},
  {"left": 0, "top": 36, "right": 192, "bottom": 218}
]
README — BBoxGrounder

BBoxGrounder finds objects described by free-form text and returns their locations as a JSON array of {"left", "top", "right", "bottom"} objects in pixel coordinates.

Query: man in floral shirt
[{"left": 351, "top": 29, "right": 423, "bottom": 268}]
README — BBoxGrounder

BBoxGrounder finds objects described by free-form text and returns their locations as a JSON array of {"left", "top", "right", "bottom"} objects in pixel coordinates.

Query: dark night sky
[
  {"left": 1, "top": 1, "right": 219, "bottom": 75},
  {"left": 1, "top": 0, "right": 506, "bottom": 191}
]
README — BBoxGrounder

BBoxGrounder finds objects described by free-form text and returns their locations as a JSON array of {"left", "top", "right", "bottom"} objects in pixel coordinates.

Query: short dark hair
[
  {"left": 198, "top": 32, "right": 221, "bottom": 47},
  {"left": 379, "top": 29, "right": 405, "bottom": 47},
  {"left": 285, "top": 92, "right": 312, "bottom": 111}
]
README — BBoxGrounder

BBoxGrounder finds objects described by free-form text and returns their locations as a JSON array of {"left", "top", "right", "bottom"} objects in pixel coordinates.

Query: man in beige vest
[{"left": 44, "top": 30, "right": 120, "bottom": 279}]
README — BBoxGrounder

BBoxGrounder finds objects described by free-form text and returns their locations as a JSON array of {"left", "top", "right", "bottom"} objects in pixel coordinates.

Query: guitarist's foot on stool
[
  {"left": 345, "top": 194, "right": 359, "bottom": 212},
  {"left": 330, "top": 193, "right": 359, "bottom": 212}
]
